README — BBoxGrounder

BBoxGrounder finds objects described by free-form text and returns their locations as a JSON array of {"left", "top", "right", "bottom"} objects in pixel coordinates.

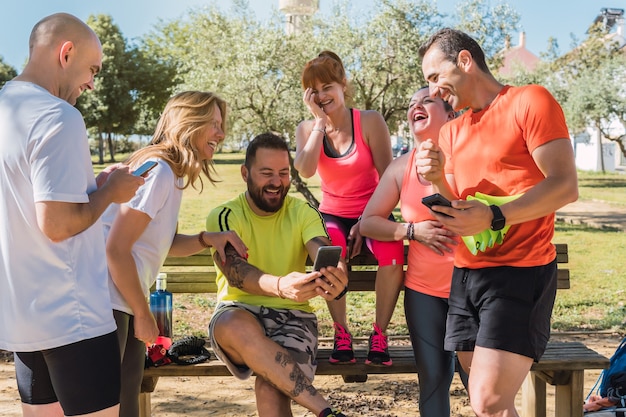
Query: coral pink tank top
[
  {"left": 317, "top": 109, "right": 379, "bottom": 218},
  {"left": 400, "top": 149, "right": 456, "bottom": 298}
]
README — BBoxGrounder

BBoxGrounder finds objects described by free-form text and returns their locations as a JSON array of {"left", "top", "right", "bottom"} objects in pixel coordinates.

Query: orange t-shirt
[
  {"left": 401, "top": 149, "right": 456, "bottom": 298},
  {"left": 440, "top": 85, "right": 570, "bottom": 268}
]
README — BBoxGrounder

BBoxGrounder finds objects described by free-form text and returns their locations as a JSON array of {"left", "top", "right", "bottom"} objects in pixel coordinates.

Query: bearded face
[
  {"left": 243, "top": 148, "right": 291, "bottom": 214},
  {"left": 246, "top": 172, "right": 290, "bottom": 213}
]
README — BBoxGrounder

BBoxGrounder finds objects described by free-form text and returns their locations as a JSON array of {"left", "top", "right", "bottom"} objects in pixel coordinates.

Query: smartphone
[
  {"left": 133, "top": 160, "right": 158, "bottom": 177},
  {"left": 421, "top": 193, "right": 453, "bottom": 217},
  {"left": 313, "top": 246, "right": 342, "bottom": 271}
]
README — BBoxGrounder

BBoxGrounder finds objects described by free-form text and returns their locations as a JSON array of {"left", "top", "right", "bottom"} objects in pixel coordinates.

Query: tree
[
  {"left": 564, "top": 55, "right": 626, "bottom": 160},
  {"left": 126, "top": 46, "right": 180, "bottom": 137},
  {"left": 150, "top": 0, "right": 519, "bottom": 144},
  {"left": 77, "top": 14, "right": 135, "bottom": 163},
  {"left": 77, "top": 15, "right": 179, "bottom": 163},
  {"left": 547, "top": 22, "right": 626, "bottom": 162},
  {"left": 0, "top": 56, "right": 17, "bottom": 87}
]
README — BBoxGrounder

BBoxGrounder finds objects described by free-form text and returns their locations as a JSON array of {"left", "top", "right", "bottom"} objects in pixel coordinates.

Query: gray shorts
[{"left": 208, "top": 302, "right": 318, "bottom": 380}]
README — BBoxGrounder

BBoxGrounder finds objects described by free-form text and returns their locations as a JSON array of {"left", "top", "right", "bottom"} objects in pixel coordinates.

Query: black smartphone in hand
[
  {"left": 421, "top": 193, "right": 453, "bottom": 217},
  {"left": 313, "top": 246, "right": 342, "bottom": 271}
]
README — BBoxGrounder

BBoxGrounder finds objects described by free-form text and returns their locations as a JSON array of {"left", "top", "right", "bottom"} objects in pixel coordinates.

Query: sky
[{"left": 0, "top": 0, "right": 621, "bottom": 70}]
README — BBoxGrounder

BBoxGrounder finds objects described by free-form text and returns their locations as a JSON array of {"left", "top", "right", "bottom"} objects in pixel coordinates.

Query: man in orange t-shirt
[{"left": 417, "top": 28, "right": 578, "bottom": 417}]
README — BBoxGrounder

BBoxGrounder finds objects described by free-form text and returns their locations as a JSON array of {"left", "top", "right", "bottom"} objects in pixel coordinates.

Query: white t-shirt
[
  {"left": 0, "top": 81, "right": 116, "bottom": 352},
  {"left": 101, "top": 159, "right": 183, "bottom": 314}
]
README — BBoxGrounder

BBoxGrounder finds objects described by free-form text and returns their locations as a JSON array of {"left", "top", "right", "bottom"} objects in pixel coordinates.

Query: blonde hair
[{"left": 126, "top": 91, "right": 228, "bottom": 191}]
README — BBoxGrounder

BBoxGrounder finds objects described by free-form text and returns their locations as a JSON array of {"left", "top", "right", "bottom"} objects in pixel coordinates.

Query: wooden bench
[{"left": 140, "top": 243, "right": 609, "bottom": 417}]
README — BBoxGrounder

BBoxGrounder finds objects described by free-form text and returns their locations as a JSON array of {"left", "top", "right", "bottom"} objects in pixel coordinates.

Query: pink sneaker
[
  {"left": 365, "top": 323, "right": 392, "bottom": 366},
  {"left": 329, "top": 322, "right": 356, "bottom": 364}
]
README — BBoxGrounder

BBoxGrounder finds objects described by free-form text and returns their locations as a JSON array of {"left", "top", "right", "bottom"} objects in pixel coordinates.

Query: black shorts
[
  {"left": 15, "top": 331, "right": 121, "bottom": 415},
  {"left": 444, "top": 259, "right": 557, "bottom": 361}
]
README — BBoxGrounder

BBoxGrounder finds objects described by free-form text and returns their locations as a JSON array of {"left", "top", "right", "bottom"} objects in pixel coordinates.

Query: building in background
[
  {"left": 498, "top": 32, "right": 540, "bottom": 78},
  {"left": 279, "top": 0, "right": 319, "bottom": 35},
  {"left": 499, "top": 8, "right": 626, "bottom": 172},
  {"left": 573, "top": 7, "right": 626, "bottom": 172}
]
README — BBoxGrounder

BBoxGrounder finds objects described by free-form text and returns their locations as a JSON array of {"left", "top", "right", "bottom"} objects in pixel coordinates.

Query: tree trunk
[
  {"left": 98, "top": 131, "right": 105, "bottom": 165},
  {"left": 288, "top": 152, "right": 319, "bottom": 208},
  {"left": 596, "top": 127, "right": 605, "bottom": 173},
  {"left": 107, "top": 132, "right": 116, "bottom": 163}
]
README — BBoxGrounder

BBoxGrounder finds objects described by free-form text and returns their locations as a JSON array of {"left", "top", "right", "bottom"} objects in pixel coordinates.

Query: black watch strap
[{"left": 489, "top": 205, "right": 506, "bottom": 231}]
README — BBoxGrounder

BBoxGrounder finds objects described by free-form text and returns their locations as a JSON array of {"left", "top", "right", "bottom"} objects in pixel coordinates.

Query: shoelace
[
  {"left": 333, "top": 324, "right": 352, "bottom": 351},
  {"left": 370, "top": 328, "right": 388, "bottom": 353}
]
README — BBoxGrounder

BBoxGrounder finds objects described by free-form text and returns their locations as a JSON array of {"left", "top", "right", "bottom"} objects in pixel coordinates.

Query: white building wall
[{"left": 573, "top": 124, "right": 624, "bottom": 172}]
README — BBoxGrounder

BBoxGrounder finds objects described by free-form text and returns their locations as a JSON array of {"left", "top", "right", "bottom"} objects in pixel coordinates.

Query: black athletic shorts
[
  {"left": 444, "top": 259, "right": 557, "bottom": 361},
  {"left": 15, "top": 331, "right": 120, "bottom": 415}
]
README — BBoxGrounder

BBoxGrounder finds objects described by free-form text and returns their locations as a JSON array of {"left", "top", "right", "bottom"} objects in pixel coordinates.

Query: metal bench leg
[
  {"left": 139, "top": 392, "right": 151, "bottom": 417},
  {"left": 522, "top": 371, "right": 546, "bottom": 417},
  {"left": 555, "top": 370, "right": 583, "bottom": 417}
]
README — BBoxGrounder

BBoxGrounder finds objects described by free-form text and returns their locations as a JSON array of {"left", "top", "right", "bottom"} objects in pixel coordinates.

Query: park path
[{"left": 556, "top": 199, "right": 626, "bottom": 231}]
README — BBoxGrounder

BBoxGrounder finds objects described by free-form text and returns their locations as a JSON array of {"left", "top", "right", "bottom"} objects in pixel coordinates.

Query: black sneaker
[
  {"left": 319, "top": 407, "right": 347, "bottom": 417},
  {"left": 365, "top": 323, "right": 392, "bottom": 366},
  {"left": 328, "top": 322, "right": 356, "bottom": 364}
]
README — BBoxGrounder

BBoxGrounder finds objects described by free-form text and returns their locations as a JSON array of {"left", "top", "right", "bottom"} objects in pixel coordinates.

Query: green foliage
[
  {"left": 499, "top": 19, "right": 626, "bottom": 161},
  {"left": 77, "top": 14, "right": 178, "bottom": 163},
  {"left": 0, "top": 56, "right": 17, "bottom": 87},
  {"left": 454, "top": 0, "right": 520, "bottom": 70},
  {"left": 146, "top": 0, "right": 519, "bottom": 147}
]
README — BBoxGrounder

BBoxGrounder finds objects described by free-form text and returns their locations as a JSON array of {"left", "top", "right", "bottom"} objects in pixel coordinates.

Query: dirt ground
[{"left": 0, "top": 333, "right": 621, "bottom": 417}]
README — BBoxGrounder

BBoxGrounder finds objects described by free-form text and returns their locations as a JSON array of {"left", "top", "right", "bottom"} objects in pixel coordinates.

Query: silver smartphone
[{"left": 133, "top": 160, "right": 158, "bottom": 177}]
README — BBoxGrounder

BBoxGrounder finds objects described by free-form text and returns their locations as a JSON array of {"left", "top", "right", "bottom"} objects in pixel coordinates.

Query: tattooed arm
[
  {"left": 214, "top": 237, "right": 348, "bottom": 301},
  {"left": 213, "top": 243, "right": 272, "bottom": 294},
  {"left": 214, "top": 242, "right": 320, "bottom": 300}
]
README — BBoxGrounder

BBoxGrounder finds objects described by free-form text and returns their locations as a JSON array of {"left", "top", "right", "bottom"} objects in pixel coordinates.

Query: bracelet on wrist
[
  {"left": 276, "top": 276, "right": 286, "bottom": 299},
  {"left": 311, "top": 127, "right": 325, "bottom": 134},
  {"left": 198, "top": 232, "right": 211, "bottom": 249},
  {"left": 334, "top": 285, "right": 348, "bottom": 300},
  {"left": 406, "top": 222, "right": 415, "bottom": 241}
]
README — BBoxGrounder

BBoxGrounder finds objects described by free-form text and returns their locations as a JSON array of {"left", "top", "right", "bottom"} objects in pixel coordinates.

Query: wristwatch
[{"left": 489, "top": 205, "right": 506, "bottom": 231}]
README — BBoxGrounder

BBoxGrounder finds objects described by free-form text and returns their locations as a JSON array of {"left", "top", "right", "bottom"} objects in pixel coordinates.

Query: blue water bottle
[{"left": 150, "top": 273, "right": 173, "bottom": 339}]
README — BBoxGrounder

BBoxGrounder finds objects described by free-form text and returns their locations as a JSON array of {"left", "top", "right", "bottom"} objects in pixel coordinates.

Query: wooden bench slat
[
  {"left": 163, "top": 244, "right": 568, "bottom": 266},
  {"left": 141, "top": 341, "right": 608, "bottom": 386},
  {"left": 160, "top": 268, "right": 570, "bottom": 292}
]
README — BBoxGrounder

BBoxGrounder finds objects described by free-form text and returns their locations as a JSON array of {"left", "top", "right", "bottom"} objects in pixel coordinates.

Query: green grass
[
  {"left": 577, "top": 170, "right": 626, "bottom": 205},
  {"left": 97, "top": 154, "right": 626, "bottom": 338},
  {"left": 552, "top": 223, "right": 626, "bottom": 331}
]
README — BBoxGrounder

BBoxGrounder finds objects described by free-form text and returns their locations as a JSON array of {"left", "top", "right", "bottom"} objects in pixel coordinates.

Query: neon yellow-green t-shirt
[{"left": 206, "top": 193, "right": 328, "bottom": 312}]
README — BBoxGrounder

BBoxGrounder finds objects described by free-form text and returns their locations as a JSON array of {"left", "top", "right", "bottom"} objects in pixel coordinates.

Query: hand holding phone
[
  {"left": 313, "top": 246, "right": 342, "bottom": 272},
  {"left": 133, "top": 160, "right": 158, "bottom": 177},
  {"left": 422, "top": 193, "right": 453, "bottom": 217}
]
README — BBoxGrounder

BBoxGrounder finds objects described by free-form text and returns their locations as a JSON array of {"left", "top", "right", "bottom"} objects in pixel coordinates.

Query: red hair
[{"left": 301, "top": 50, "right": 346, "bottom": 90}]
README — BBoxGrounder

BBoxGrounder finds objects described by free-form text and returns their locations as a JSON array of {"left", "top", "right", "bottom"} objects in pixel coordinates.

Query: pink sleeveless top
[
  {"left": 400, "top": 149, "right": 456, "bottom": 298},
  {"left": 317, "top": 109, "right": 379, "bottom": 218}
]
